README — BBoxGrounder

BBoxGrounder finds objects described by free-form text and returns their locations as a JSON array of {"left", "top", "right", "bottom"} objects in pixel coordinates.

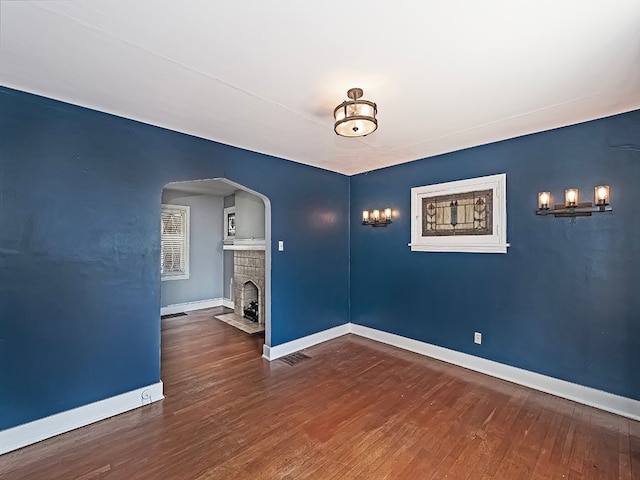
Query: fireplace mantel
[
  {"left": 223, "top": 244, "right": 265, "bottom": 251},
  {"left": 223, "top": 239, "right": 266, "bottom": 251}
]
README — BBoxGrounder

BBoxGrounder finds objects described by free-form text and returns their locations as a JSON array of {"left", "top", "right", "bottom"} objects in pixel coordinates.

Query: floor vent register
[{"left": 279, "top": 351, "right": 311, "bottom": 366}]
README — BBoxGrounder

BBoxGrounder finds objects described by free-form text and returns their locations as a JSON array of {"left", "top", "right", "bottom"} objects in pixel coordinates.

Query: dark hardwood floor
[{"left": 1, "top": 307, "right": 638, "bottom": 479}]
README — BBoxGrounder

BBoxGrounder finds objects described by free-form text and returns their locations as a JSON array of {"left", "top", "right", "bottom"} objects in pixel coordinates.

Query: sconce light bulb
[
  {"left": 384, "top": 208, "right": 392, "bottom": 221},
  {"left": 372, "top": 209, "right": 380, "bottom": 221},
  {"left": 565, "top": 189, "right": 578, "bottom": 207},
  {"left": 538, "top": 192, "right": 550, "bottom": 209},
  {"left": 362, "top": 210, "right": 369, "bottom": 222},
  {"left": 595, "top": 185, "right": 609, "bottom": 205}
]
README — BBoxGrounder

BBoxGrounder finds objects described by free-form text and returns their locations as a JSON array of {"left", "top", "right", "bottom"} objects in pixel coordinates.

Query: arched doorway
[{"left": 159, "top": 178, "right": 272, "bottom": 351}]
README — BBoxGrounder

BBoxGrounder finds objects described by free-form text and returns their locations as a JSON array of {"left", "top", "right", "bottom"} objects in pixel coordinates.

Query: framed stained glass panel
[
  {"left": 421, "top": 189, "right": 493, "bottom": 236},
  {"left": 411, "top": 174, "right": 508, "bottom": 253}
]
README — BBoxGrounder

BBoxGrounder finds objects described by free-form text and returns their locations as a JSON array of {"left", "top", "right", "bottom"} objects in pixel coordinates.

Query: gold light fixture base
[{"left": 347, "top": 88, "right": 363, "bottom": 101}]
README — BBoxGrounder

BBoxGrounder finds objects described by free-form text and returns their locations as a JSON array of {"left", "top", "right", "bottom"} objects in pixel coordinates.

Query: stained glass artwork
[{"left": 422, "top": 189, "right": 493, "bottom": 236}]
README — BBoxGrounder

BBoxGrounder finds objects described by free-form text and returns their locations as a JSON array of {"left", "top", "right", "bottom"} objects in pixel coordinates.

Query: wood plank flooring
[{"left": 1, "top": 307, "right": 638, "bottom": 479}]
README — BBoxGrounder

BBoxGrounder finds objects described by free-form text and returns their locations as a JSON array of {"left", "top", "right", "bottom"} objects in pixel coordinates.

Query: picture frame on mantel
[
  {"left": 224, "top": 206, "right": 236, "bottom": 243},
  {"left": 410, "top": 173, "right": 509, "bottom": 253}
]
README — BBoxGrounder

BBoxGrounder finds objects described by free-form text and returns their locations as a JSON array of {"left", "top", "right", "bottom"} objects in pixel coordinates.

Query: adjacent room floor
[{"left": 0, "top": 307, "right": 638, "bottom": 479}]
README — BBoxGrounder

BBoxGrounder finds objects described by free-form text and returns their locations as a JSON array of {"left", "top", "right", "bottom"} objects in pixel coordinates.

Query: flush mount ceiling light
[{"left": 334, "top": 88, "right": 378, "bottom": 137}]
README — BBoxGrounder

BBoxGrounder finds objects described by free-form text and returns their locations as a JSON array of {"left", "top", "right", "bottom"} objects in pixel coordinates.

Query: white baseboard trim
[
  {"left": 350, "top": 324, "right": 640, "bottom": 421},
  {"left": 161, "top": 298, "right": 225, "bottom": 316},
  {"left": 7, "top": 322, "right": 634, "bottom": 457},
  {"left": 263, "top": 324, "right": 350, "bottom": 361},
  {"left": 0, "top": 381, "right": 164, "bottom": 456},
  {"left": 222, "top": 298, "right": 234, "bottom": 309}
]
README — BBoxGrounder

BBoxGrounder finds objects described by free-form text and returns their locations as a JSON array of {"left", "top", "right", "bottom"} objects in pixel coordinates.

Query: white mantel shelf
[
  {"left": 223, "top": 244, "right": 266, "bottom": 251},
  {"left": 223, "top": 240, "right": 266, "bottom": 251}
]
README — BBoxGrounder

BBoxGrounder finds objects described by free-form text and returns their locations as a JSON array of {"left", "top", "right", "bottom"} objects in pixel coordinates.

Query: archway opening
[{"left": 159, "top": 177, "right": 272, "bottom": 357}]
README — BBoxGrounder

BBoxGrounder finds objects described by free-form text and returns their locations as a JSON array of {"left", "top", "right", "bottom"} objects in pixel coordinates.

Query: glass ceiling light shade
[{"left": 334, "top": 88, "right": 378, "bottom": 137}]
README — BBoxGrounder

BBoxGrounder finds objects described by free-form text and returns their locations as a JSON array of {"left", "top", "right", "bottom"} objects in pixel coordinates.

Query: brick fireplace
[{"left": 233, "top": 250, "right": 265, "bottom": 325}]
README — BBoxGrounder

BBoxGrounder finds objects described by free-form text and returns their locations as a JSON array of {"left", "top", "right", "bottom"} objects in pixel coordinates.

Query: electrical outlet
[
  {"left": 474, "top": 332, "right": 482, "bottom": 345},
  {"left": 278, "top": 240, "right": 284, "bottom": 251}
]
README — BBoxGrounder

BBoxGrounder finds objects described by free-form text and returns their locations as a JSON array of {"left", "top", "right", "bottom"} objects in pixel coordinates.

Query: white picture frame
[
  {"left": 410, "top": 173, "right": 509, "bottom": 253},
  {"left": 224, "top": 206, "right": 236, "bottom": 242}
]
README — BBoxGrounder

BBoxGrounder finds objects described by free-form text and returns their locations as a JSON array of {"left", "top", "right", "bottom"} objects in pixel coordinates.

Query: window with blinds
[{"left": 161, "top": 204, "right": 190, "bottom": 280}]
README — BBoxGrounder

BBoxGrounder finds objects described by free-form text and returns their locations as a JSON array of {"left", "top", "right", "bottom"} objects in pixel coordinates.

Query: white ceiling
[{"left": 2, "top": 1, "right": 639, "bottom": 175}]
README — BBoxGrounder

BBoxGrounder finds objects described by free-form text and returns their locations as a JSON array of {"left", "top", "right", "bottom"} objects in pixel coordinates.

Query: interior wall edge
[
  {"left": 262, "top": 324, "right": 350, "bottom": 361},
  {"left": 0, "top": 381, "right": 164, "bottom": 456},
  {"left": 260, "top": 320, "right": 640, "bottom": 420},
  {"left": 160, "top": 298, "right": 226, "bottom": 316},
  {"left": 350, "top": 323, "right": 640, "bottom": 421}
]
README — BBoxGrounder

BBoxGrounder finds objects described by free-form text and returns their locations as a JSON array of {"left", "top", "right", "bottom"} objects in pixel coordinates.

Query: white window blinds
[{"left": 161, "top": 205, "right": 190, "bottom": 279}]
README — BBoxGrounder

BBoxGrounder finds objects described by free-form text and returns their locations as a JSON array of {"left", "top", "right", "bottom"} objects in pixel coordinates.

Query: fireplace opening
[
  {"left": 234, "top": 250, "right": 265, "bottom": 325},
  {"left": 242, "top": 281, "right": 259, "bottom": 323}
]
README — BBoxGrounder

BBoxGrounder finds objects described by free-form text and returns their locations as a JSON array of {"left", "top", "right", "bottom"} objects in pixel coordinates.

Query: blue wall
[
  {"left": 350, "top": 110, "right": 640, "bottom": 401},
  {"left": 0, "top": 87, "right": 350, "bottom": 430},
  {"left": 2, "top": 83, "right": 639, "bottom": 434}
]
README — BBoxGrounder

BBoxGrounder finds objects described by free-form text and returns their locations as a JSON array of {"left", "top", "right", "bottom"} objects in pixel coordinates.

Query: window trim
[{"left": 161, "top": 204, "right": 190, "bottom": 281}]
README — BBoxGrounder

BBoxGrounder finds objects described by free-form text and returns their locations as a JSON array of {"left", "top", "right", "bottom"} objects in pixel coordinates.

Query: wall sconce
[
  {"left": 362, "top": 208, "right": 392, "bottom": 226},
  {"left": 536, "top": 186, "right": 612, "bottom": 217}
]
